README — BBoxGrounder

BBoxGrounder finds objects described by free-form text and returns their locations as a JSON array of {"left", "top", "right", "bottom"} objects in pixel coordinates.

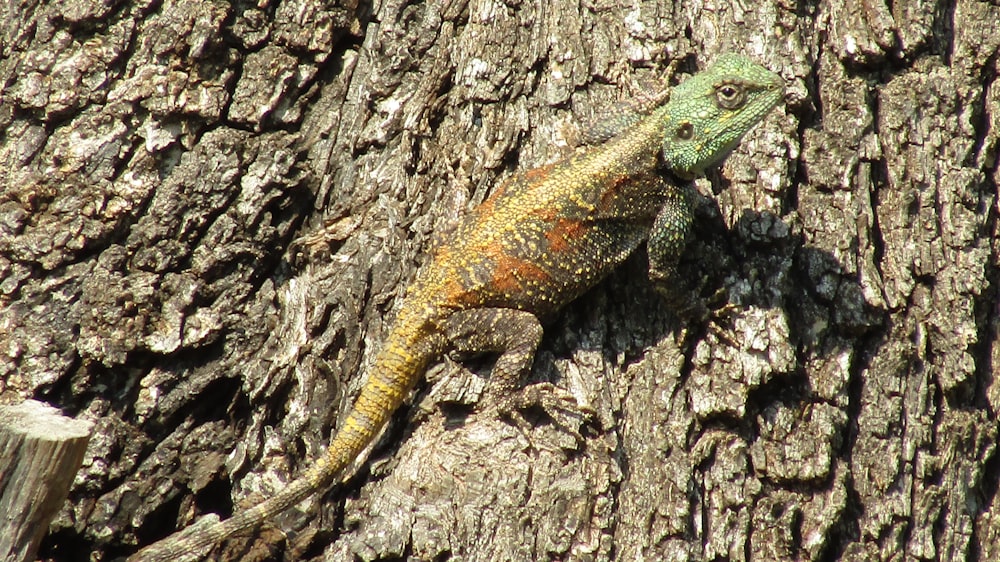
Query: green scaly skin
[{"left": 129, "top": 53, "right": 784, "bottom": 562}]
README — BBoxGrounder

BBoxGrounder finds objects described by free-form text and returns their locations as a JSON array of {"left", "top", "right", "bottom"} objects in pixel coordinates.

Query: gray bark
[{"left": 1, "top": 0, "right": 997, "bottom": 561}]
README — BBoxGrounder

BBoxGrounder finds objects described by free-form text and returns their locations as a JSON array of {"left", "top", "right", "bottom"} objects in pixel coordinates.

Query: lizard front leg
[{"left": 646, "top": 183, "right": 708, "bottom": 319}]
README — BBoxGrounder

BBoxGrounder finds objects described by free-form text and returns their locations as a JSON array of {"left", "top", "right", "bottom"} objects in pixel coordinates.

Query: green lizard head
[{"left": 660, "top": 53, "right": 785, "bottom": 179}]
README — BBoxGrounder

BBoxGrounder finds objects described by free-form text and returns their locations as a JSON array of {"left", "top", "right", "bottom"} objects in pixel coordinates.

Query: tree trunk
[{"left": 2, "top": 0, "right": 997, "bottom": 561}]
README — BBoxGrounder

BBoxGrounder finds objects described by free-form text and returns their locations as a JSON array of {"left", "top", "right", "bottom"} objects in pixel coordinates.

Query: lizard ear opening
[{"left": 675, "top": 122, "right": 694, "bottom": 140}]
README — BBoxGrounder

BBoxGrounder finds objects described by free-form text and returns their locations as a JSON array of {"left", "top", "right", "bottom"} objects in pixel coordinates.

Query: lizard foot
[
  {"left": 652, "top": 278, "right": 710, "bottom": 322},
  {"left": 485, "top": 383, "right": 595, "bottom": 445},
  {"left": 652, "top": 270, "right": 733, "bottom": 320},
  {"left": 701, "top": 287, "right": 739, "bottom": 347},
  {"left": 651, "top": 272, "right": 743, "bottom": 347}
]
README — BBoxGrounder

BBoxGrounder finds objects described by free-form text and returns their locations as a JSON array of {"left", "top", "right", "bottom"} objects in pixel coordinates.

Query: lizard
[{"left": 129, "top": 52, "right": 785, "bottom": 562}]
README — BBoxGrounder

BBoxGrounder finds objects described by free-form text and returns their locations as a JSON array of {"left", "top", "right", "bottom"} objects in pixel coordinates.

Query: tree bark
[{"left": 1, "top": 0, "right": 997, "bottom": 561}]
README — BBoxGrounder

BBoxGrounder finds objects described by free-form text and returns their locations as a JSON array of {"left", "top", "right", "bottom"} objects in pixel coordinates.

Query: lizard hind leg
[{"left": 442, "top": 308, "right": 592, "bottom": 427}]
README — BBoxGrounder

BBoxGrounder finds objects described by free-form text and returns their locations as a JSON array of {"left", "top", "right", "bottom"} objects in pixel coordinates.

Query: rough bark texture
[{"left": 1, "top": 0, "right": 997, "bottom": 561}]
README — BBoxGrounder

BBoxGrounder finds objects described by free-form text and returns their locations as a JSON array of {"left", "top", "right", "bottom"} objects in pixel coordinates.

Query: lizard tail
[{"left": 129, "top": 325, "right": 439, "bottom": 562}]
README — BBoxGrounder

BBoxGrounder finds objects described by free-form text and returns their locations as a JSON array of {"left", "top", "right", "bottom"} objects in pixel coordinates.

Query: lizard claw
[
  {"left": 484, "top": 382, "right": 595, "bottom": 446},
  {"left": 511, "top": 382, "right": 594, "bottom": 416},
  {"left": 699, "top": 285, "right": 751, "bottom": 348},
  {"left": 652, "top": 274, "right": 742, "bottom": 347}
]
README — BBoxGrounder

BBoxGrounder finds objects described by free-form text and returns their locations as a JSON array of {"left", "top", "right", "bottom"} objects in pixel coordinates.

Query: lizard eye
[
  {"left": 675, "top": 122, "right": 694, "bottom": 140},
  {"left": 716, "top": 83, "right": 747, "bottom": 110}
]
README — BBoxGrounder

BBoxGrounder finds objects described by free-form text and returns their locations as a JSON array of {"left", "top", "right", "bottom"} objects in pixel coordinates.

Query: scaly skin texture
[{"left": 129, "top": 53, "right": 785, "bottom": 562}]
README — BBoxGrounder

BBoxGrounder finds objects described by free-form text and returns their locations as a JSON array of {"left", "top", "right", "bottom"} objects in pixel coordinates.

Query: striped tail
[{"left": 129, "top": 323, "right": 440, "bottom": 562}]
